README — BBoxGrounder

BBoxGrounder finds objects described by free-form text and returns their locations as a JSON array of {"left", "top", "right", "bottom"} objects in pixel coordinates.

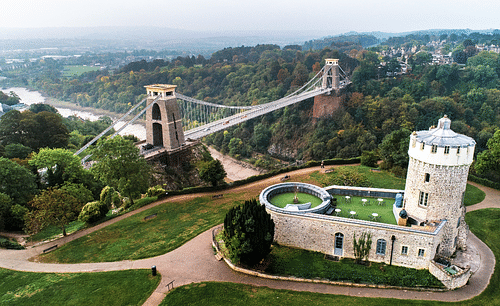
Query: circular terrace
[{"left": 259, "top": 182, "right": 331, "bottom": 214}]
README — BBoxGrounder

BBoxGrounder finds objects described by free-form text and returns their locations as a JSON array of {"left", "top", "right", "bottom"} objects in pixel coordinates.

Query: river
[{"left": 2, "top": 87, "right": 146, "bottom": 140}]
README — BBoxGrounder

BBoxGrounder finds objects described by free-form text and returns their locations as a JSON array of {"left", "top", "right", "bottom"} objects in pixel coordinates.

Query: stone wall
[
  {"left": 269, "top": 210, "right": 446, "bottom": 269},
  {"left": 404, "top": 157, "right": 470, "bottom": 256},
  {"left": 429, "top": 260, "right": 471, "bottom": 290}
]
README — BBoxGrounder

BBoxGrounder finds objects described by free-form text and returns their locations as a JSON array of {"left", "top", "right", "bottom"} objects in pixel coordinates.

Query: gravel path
[{"left": 0, "top": 169, "right": 497, "bottom": 306}]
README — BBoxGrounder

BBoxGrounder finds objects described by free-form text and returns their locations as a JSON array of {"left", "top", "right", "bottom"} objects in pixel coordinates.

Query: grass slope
[
  {"left": 163, "top": 208, "right": 500, "bottom": 305},
  {"left": 0, "top": 269, "right": 159, "bottom": 306}
]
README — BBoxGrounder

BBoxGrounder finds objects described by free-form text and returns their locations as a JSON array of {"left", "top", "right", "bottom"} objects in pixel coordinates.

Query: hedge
[{"left": 468, "top": 174, "right": 500, "bottom": 190}]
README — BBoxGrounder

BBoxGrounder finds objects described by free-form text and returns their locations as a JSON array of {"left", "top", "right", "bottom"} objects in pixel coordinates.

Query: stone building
[{"left": 259, "top": 116, "right": 475, "bottom": 289}]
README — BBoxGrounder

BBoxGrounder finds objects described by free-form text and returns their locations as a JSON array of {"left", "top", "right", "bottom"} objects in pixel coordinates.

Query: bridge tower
[
  {"left": 145, "top": 84, "right": 185, "bottom": 150},
  {"left": 322, "top": 59, "right": 340, "bottom": 90},
  {"left": 313, "top": 59, "right": 344, "bottom": 119}
]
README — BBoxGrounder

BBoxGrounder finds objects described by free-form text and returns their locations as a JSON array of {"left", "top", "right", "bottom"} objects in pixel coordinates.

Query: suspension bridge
[{"left": 75, "top": 59, "right": 350, "bottom": 161}]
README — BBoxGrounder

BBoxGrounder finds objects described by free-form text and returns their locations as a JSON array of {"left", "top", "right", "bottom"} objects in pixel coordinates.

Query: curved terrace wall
[{"left": 259, "top": 182, "right": 332, "bottom": 214}]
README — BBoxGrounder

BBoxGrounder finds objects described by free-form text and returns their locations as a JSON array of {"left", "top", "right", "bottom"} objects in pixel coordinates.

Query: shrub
[
  {"left": 360, "top": 151, "right": 379, "bottom": 168},
  {"left": 147, "top": 185, "right": 166, "bottom": 197},
  {"left": 78, "top": 201, "right": 108, "bottom": 224},
  {"left": 223, "top": 199, "right": 274, "bottom": 266},
  {"left": 100, "top": 186, "right": 116, "bottom": 209}
]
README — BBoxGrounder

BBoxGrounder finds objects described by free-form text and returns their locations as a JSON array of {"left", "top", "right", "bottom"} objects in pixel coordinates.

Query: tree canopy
[
  {"left": 223, "top": 198, "right": 274, "bottom": 265},
  {"left": 0, "top": 157, "right": 37, "bottom": 205},
  {"left": 90, "top": 136, "right": 151, "bottom": 205},
  {"left": 198, "top": 159, "right": 226, "bottom": 187}
]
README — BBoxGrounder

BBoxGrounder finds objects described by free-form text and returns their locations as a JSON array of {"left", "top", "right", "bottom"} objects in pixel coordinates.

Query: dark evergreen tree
[{"left": 223, "top": 199, "right": 274, "bottom": 266}]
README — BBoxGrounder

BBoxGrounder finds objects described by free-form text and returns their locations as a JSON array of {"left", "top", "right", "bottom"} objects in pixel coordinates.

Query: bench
[
  {"left": 43, "top": 245, "right": 58, "bottom": 253},
  {"left": 280, "top": 175, "right": 290, "bottom": 181},
  {"left": 212, "top": 194, "right": 224, "bottom": 199},
  {"left": 144, "top": 213, "right": 157, "bottom": 221},
  {"left": 325, "top": 207, "right": 335, "bottom": 215},
  {"left": 324, "top": 168, "right": 335, "bottom": 173}
]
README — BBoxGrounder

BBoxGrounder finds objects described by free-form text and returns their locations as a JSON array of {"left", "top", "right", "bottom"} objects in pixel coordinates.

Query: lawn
[
  {"left": 162, "top": 208, "right": 500, "bottom": 306},
  {"left": 0, "top": 268, "right": 159, "bottom": 305},
  {"left": 264, "top": 244, "right": 442, "bottom": 288},
  {"left": 464, "top": 184, "right": 486, "bottom": 206},
  {"left": 330, "top": 195, "right": 396, "bottom": 224},
  {"left": 38, "top": 194, "right": 248, "bottom": 263},
  {"left": 62, "top": 65, "right": 101, "bottom": 77},
  {"left": 270, "top": 192, "right": 323, "bottom": 208}
]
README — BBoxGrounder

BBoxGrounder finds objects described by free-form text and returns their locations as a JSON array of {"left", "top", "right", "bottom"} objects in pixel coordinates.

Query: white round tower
[{"left": 403, "top": 115, "right": 475, "bottom": 257}]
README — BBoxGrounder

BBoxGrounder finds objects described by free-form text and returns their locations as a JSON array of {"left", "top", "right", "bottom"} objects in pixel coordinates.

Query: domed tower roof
[
  {"left": 408, "top": 115, "right": 475, "bottom": 166},
  {"left": 415, "top": 115, "right": 475, "bottom": 148}
]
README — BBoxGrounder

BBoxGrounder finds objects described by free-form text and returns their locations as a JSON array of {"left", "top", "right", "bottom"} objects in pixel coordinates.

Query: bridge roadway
[{"left": 184, "top": 87, "right": 332, "bottom": 140}]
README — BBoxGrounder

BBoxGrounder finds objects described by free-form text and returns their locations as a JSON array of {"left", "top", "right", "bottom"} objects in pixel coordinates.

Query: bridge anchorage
[{"left": 76, "top": 59, "right": 350, "bottom": 163}]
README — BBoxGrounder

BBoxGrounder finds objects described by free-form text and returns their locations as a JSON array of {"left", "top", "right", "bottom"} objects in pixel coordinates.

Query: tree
[
  {"left": 90, "top": 136, "right": 151, "bottom": 206},
  {"left": 223, "top": 199, "right": 274, "bottom": 265},
  {"left": 0, "top": 193, "right": 11, "bottom": 231},
  {"left": 29, "top": 103, "right": 58, "bottom": 114},
  {"left": 353, "top": 232, "right": 372, "bottom": 264},
  {"left": 378, "top": 128, "right": 411, "bottom": 170},
  {"left": 26, "top": 188, "right": 83, "bottom": 236},
  {"left": 198, "top": 159, "right": 226, "bottom": 187},
  {"left": 0, "top": 157, "right": 37, "bottom": 206},
  {"left": 3, "top": 143, "right": 32, "bottom": 159},
  {"left": 29, "top": 148, "right": 86, "bottom": 187},
  {"left": 475, "top": 130, "right": 500, "bottom": 178}
]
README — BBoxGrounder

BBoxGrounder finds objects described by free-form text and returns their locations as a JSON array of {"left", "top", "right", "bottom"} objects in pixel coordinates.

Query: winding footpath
[{"left": 0, "top": 166, "right": 497, "bottom": 306}]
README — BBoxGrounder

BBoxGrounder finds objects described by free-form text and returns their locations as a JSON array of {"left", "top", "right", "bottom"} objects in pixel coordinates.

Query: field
[
  {"left": 0, "top": 269, "right": 159, "bottom": 305},
  {"left": 62, "top": 65, "right": 101, "bottom": 77}
]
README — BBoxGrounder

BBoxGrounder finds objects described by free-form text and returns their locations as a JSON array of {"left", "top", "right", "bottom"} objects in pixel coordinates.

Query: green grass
[
  {"left": 163, "top": 208, "right": 500, "bottom": 306},
  {"left": 310, "top": 166, "right": 406, "bottom": 190},
  {"left": 39, "top": 195, "right": 245, "bottom": 263},
  {"left": 29, "top": 220, "right": 86, "bottom": 242},
  {"left": 62, "top": 65, "right": 101, "bottom": 77},
  {"left": 464, "top": 184, "right": 486, "bottom": 206},
  {"left": 331, "top": 196, "right": 396, "bottom": 224},
  {"left": 0, "top": 268, "right": 159, "bottom": 305},
  {"left": 265, "top": 244, "right": 442, "bottom": 287},
  {"left": 270, "top": 192, "right": 323, "bottom": 208}
]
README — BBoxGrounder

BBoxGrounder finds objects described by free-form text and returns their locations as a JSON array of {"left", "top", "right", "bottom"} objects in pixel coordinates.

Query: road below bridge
[{"left": 207, "top": 146, "right": 263, "bottom": 181}]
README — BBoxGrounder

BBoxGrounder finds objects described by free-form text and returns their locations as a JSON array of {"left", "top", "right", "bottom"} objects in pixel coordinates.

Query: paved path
[{"left": 0, "top": 170, "right": 497, "bottom": 306}]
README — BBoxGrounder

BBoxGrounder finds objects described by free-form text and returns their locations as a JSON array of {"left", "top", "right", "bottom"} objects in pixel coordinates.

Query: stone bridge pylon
[{"left": 145, "top": 84, "right": 185, "bottom": 150}]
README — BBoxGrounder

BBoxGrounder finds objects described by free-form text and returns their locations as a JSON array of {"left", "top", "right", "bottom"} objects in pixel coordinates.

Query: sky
[{"left": 1, "top": 0, "right": 499, "bottom": 35}]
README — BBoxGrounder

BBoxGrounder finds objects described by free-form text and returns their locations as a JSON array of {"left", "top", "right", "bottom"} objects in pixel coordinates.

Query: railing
[{"left": 165, "top": 280, "right": 175, "bottom": 291}]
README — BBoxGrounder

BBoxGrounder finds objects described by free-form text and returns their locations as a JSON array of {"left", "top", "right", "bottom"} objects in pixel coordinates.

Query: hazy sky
[{"left": 1, "top": 0, "right": 499, "bottom": 34}]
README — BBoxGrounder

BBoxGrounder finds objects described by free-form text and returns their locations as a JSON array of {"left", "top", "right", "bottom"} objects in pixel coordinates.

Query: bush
[
  {"left": 78, "top": 201, "right": 108, "bottom": 224},
  {"left": 100, "top": 186, "right": 116, "bottom": 209},
  {"left": 223, "top": 199, "right": 274, "bottom": 266},
  {"left": 0, "top": 237, "right": 24, "bottom": 249},
  {"left": 147, "top": 185, "right": 166, "bottom": 197},
  {"left": 360, "top": 151, "right": 378, "bottom": 168}
]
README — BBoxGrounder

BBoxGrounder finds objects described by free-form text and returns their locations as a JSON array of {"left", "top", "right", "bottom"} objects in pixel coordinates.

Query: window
[
  {"left": 401, "top": 246, "right": 408, "bottom": 255},
  {"left": 376, "top": 239, "right": 387, "bottom": 255},
  {"left": 457, "top": 217, "right": 461, "bottom": 228},
  {"left": 457, "top": 147, "right": 461, "bottom": 154},
  {"left": 419, "top": 191, "right": 429, "bottom": 206},
  {"left": 424, "top": 173, "right": 430, "bottom": 182},
  {"left": 444, "top": 146, "right": 450, "bottom": 154},
  {"left": 420, "top": 142, "right": 425, "bottom": 150},
  {"left": 418, "top": 248, "right": 425, "bottom": 257},
  {"left": 431, "top": 145, "right": 437, "bottom": 153}
]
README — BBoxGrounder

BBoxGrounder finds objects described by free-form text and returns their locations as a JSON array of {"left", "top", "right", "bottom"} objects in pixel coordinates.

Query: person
[{"left": 321, "top": 160, "right": 324, "bottom": 168}]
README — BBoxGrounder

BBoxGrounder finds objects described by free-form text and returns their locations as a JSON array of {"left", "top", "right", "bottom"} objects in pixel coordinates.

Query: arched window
[
  {"left": 334, "top": 232, "right": 344, "bottom": 256},
  {"left": 152, "top": 103, "right": 161, "bottom": 120},
  {"left": 376, "top": 239, "right": 387, "bottom": 255}
]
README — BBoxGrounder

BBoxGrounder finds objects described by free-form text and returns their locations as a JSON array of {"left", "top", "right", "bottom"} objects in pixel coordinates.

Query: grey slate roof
[{"left": 415, "top": 115, "right": 476, "bottom": 148}]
